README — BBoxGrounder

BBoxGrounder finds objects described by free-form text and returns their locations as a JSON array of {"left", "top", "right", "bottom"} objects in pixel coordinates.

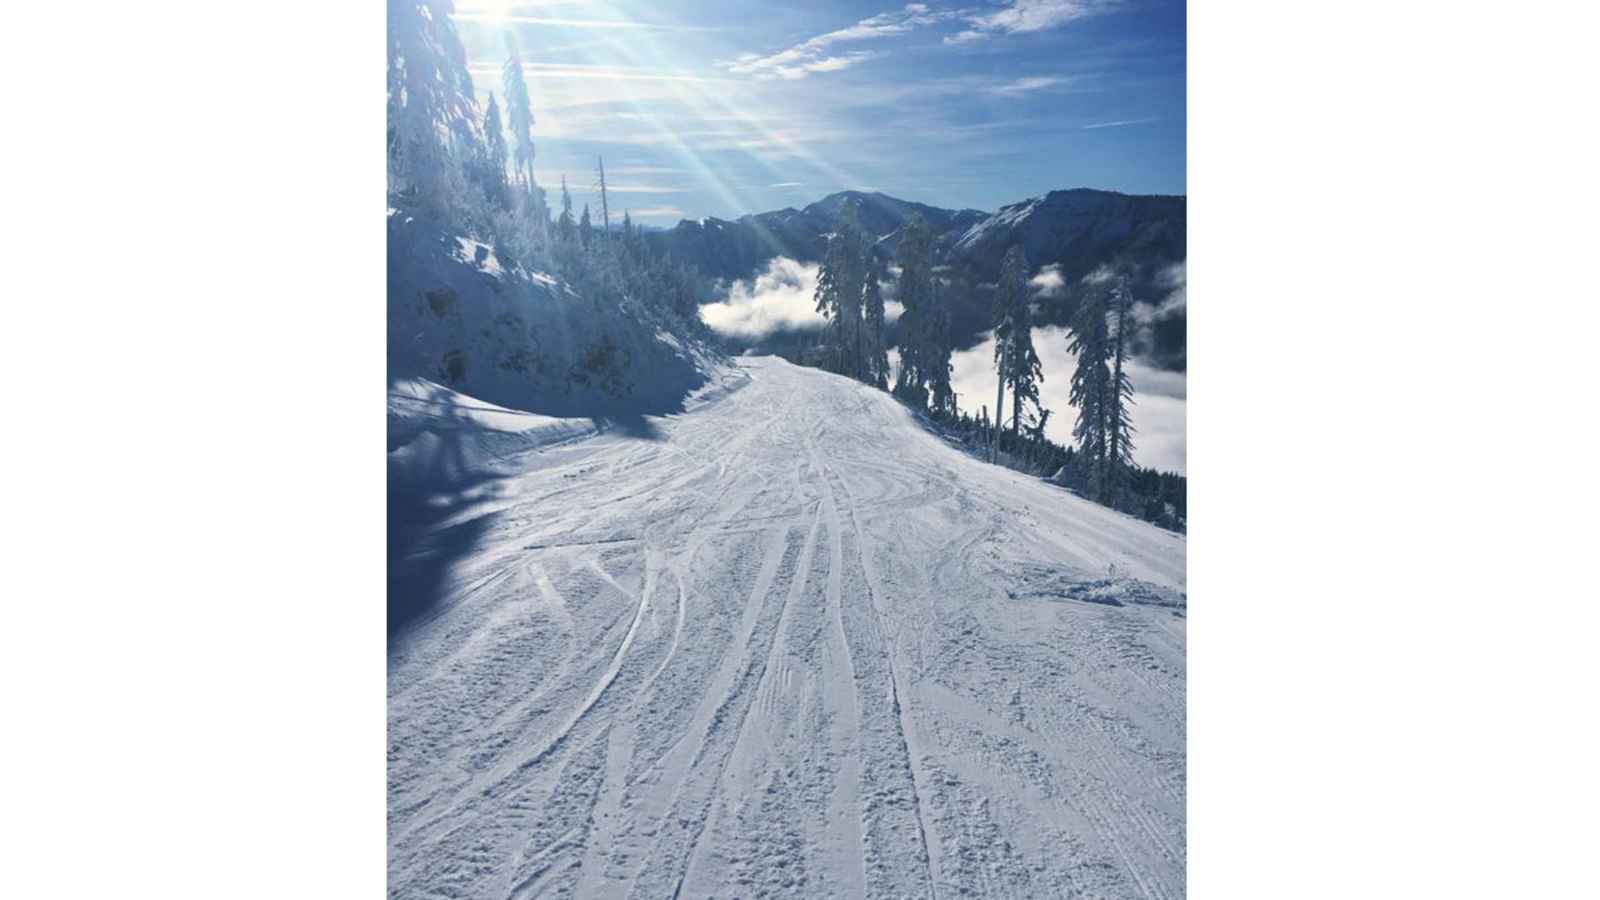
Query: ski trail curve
[{"left": 388, "top": 356, "right": 1187, "bottom": 899}]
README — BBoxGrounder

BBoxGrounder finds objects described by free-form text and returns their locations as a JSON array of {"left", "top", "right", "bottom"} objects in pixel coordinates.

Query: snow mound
[{"left": 388, "top": 378, "right": 600, "bottom": 489}]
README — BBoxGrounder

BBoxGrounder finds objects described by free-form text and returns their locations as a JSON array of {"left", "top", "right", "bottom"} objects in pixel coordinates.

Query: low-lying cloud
[
  {"left": 700, "top": 257, "right": 826, "bottom": 340},
  {"left": 1135, "top": 260, "right": 1186, "bottom": 324},
  {"left": 949, "top": 325, "right": 1186, "bottom": 474},
  {"left": 1030, "top": 263, "right": 1067, "bottom": 298},
  {"left": 700, "top": 256, "right": 904, "bottom": 342}
]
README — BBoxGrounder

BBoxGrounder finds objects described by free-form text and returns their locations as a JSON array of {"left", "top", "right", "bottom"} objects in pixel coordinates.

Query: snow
[
  {"left": 389, "top": 356, "right": 1185, "bottom": 898},
  {"left": 388, "top": 209, "right": 721, "bottom": 420},
  {"left": 956, "top": 196, "right": 1042, "bottom": 251}
]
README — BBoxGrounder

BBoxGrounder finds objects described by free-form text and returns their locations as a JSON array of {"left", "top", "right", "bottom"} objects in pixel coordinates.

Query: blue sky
[{"left": 453, "top": 1, "right": 1185, "bottom": 224}]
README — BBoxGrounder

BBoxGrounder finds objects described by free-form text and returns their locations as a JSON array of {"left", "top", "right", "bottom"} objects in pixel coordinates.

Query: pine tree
[
  {"left": 863, "top": 264, "right": 889, "bottom": 389},
  {"left": 926, "top": 272, "right": 956, "bottom": 417},
  {"left": 892, "top": 214, "right": 935, "bottom": 406},
  {"left": 579, "top": 203, "right": 592, "bottom": 250},
  {"left": 482, "top": 92, "right": 509, "bottom": 208},
  {"left": 813, "top": 204, "right": 868, "bottom": 378},
  {"left": 501, "top": 33, "right": 536, "bottom": 195},
  {"left": 994, "top": 246, "right": 1043, "bottom": 439},
  {"left": 596, "top": 156, "right": 611, "bottom": 241},
  {"left": 1068, "top": 285, "right": 1112, "bottom": 499},
  {"left": 386, "top": 0, "right": 477, "bottom": 212},
  {"left": 1106, "top": 274, "right": 1138, "bottom": 502},
  {"left": 557, "top": 175, "right": 575, "bottom": 242},
  {"left": 500, "top": 31, "right": 551, "bottom": 243}
]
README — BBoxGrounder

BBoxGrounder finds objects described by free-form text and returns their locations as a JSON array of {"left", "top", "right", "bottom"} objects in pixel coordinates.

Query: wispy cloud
[
  {"left": 769, "top": 181, "right": 804, "bottom": 188},
  {"left": 451, "top": 2, "right": 715, "bottom": 31},
  {"left": 725, "top": 3, "right": 957, "bottom": 80},
  {"left": 536, "top": 171, "right": 690, "bottom": 194},
  {"left": 987, "top": 75, "right": 1066, "bottom": 96},
  {"left": 946, "top": 0, "right": 1120, "bottom": 45},
  {"left": 1082, "top": 116, "right": 1158, "bottom": 129},
  {"left": 625, "top": 205, "right": 686, "bottom": 220},
  {"left": 600, "top": 183, "right": 689, "bottom": 194},
  {"left": 608, "top": 165, "right": 690, "bottom": 176},
  {"left": 469, "top": 62, "right": 731, "bottom": 85}
]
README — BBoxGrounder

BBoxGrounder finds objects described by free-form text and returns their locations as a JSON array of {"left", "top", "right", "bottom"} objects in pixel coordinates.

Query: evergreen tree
[
  {"left": 1106, "top": 274, "right": 1138, "bottom": 501},
  {"left": 500, "top": 32, "right": 551, "bottom": 242},
  {"left": 579, "top": 203, "right": 592, "bottom": 249},
  {"left": 596, "top": 156, "right": 612, "bottom": 241},
  {"left": 1068, "top": 285, "right": 1112, "bottom": 499},
  {"left": 863, "top": 263, "right": 889, "bottom": 389},
  {"left": 892, "top": 214, "right": 935, "bottom": 406},
  {"left": 481, "top": 92, "right": 509, "bottom": 207},
  {"left": 813, "top": 204, "right": 868, "bottom": 378},
  {"left": 926, "top": 272, "right": 956, "bottom": 416},
  {"left": 501, "top": 33, "right": 536, "bottom": 195},
  {"left": 386, "top": 0, "right": 477, "bottom": 212},
  {"left": 556, "top": 175, "right": 575, "bottom": 242},
  {"left": 994, "top": 246, "right": 1042, "bottom": 438}
]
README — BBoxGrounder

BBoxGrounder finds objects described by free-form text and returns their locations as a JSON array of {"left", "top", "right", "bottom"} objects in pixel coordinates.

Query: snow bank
[{"left": 388, "top": 208, "right": 724, "bottom": 420}]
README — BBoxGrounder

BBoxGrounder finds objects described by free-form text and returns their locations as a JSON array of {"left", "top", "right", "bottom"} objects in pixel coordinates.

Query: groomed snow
[{"left": 389, "top": 356, "right": 1186, "bottom": 898}]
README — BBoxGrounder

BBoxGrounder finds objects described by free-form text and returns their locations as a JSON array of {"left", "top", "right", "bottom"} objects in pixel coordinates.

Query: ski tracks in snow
[{"left": 388, "top": 357, "right": 1186, "bottom": 899}]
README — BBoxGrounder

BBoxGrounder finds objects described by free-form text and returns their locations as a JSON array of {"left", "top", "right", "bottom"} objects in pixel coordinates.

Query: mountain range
[{"left": 645, "top": 188, "right": 1187, "bottom": 371}]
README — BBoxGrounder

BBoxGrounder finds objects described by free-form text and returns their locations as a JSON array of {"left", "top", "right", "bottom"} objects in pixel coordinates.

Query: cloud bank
[
  {"left": 949, "top": 325, "right": 1186, "bottom": 474},
  {"left": 700, "top": 257, "right": 826, "bottom": 339},
  {"left": 700, "top": 257, "right": 905, "bottom": 342},
  {"left": 1133, "top": 261, "right": 1185, "bottom": 325}
]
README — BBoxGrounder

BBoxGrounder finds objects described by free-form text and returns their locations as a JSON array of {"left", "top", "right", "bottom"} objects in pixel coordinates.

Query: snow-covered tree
[
  {"left": 596, "top": 156, "right": 612, "bottom": 241},
  {"left": 994, "top": 246, "right": 1042, "bottom": 438},
  {"left": 387, "top": 0, "right": 477, "bottom": 212},
  {"left": 1068, "top": 284, "right": 1112, "bottom": 499},
  {"left": 556, "top": 175, "right": 575, "bottom": 242},
  {"left": 813, "top": 204, "right": 868, "bottom": 378},
  {"left": 1106, "top": 274, "right": 1138, "bottom": 499},
  {"left": 863, "top": 264, "right": 889, "bottom": 389},
  {"left": 501, "top": 33, "right": 536, "bottom": 195},
  {"left": 926, "top": 272, "right": 956, "bottom": 416},
  {"left": 892, "top": 214, "right": 936, "bottom": 406},
  {"left": 481, "top": 92, "right": 509, "bottom": 207},
  {"left": 501, "top": 31, "right": 553, "bottom": 243}
]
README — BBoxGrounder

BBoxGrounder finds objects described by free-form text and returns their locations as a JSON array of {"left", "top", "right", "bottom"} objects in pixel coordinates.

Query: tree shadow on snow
[
  {"left": 387, "top": 380, "right": 510, "bottom": 646},
  {"left": 388, "top": 476, "right": 500, "bottom": 642}
]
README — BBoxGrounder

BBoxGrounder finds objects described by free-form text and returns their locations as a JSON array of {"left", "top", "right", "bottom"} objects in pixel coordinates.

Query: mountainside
[
  {"left": 950, "top": 189, "right": 1187, "bottom": 370},
  {"left": 649, "top": 188, "right": 1187, "bottom": 368},
  {"left": 952, "top": 188, "right": 1185, "bottom": 280},
  {"left": 388, "top": 355, "right": 1186, "bottom": 899},
  {"left": 645, "top": 190, "right": 987, "bottom": 282}
]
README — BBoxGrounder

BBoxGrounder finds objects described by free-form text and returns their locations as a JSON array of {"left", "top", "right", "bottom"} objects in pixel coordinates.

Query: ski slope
[{"left": 388, "top": 356, "right": 1186, "bottom": 899}]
